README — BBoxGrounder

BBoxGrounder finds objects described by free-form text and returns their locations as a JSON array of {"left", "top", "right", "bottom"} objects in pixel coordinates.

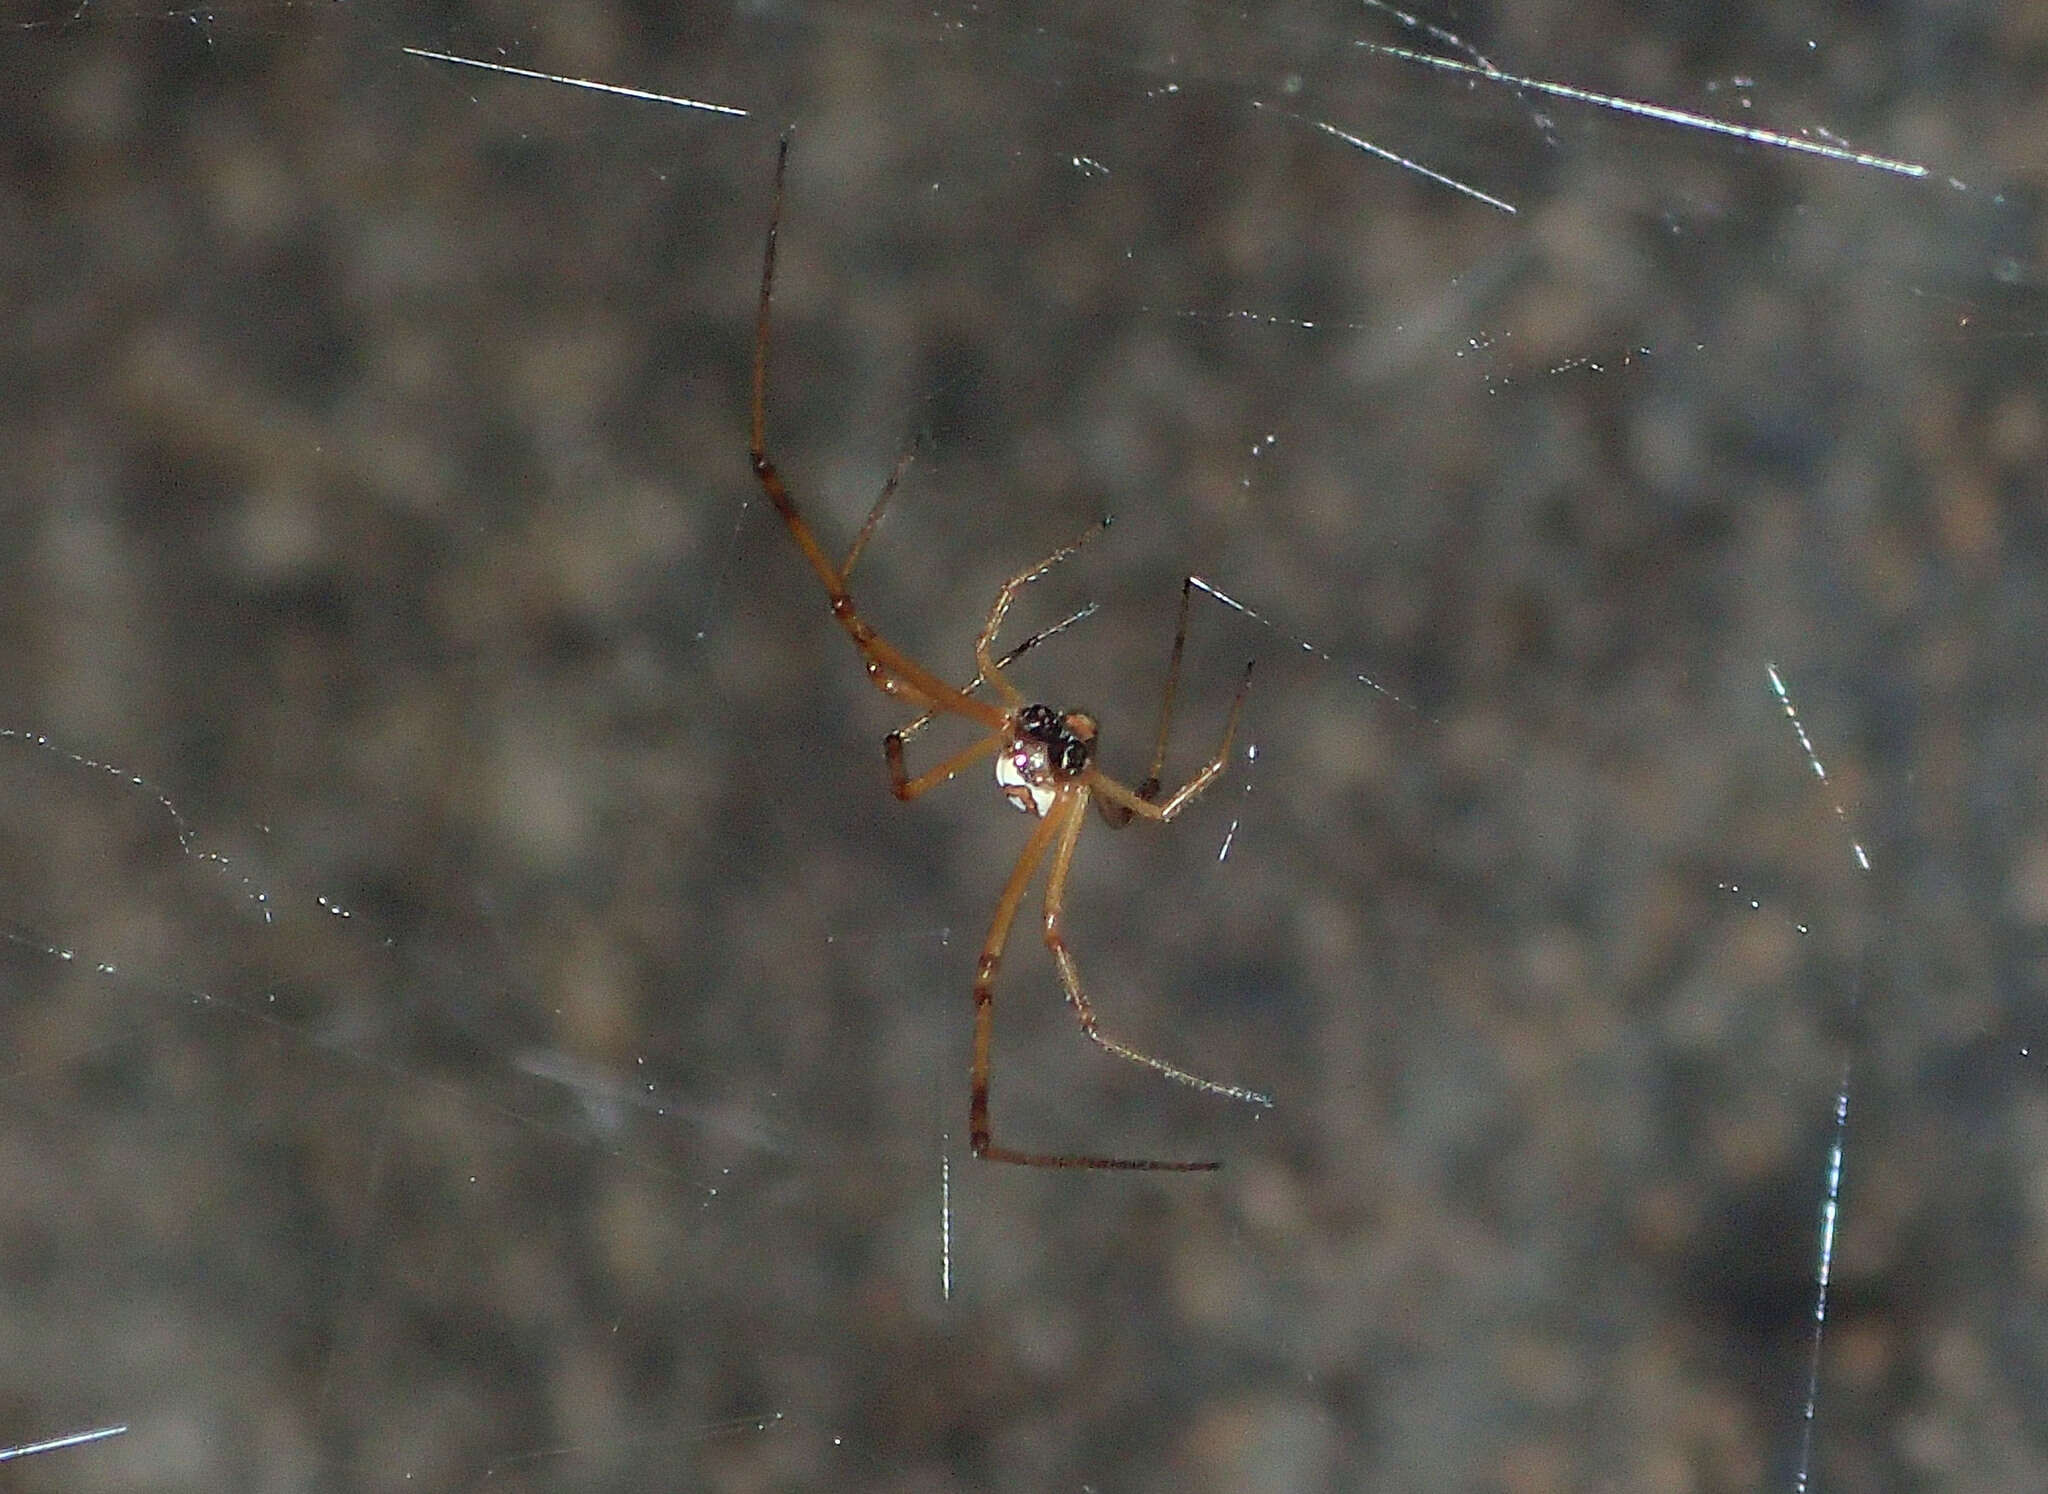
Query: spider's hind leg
[
  {"left": 1100, "top": 575, "right": 1197, "bottom": 828},
  {"left": 971, "top": 792, "right": 1230, "bottom": 1171},
  {"left": 1042, "top": 788, "right": 1272, "bottom": 1116}
]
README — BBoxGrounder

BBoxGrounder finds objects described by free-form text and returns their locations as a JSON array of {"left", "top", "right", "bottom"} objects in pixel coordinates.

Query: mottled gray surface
[{"left": 3, "top": 1, "right": 2045, "bottom": 1488}]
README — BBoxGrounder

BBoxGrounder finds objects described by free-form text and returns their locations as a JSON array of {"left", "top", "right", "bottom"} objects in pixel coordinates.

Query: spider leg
[
  {"left": 974, "top": 520, "right": 1111, "bottom": 709},
  {"left": 971, "top": 793, "right": 1219, "bottom": 1169},
  {"left": 1099, "top": 575, "right": 1195, "bottom": 828},
  {"left": 750, "top": 134, "right": 1005, "bottom": 732},
  {"left": 885, "top": 603, "right": 1098, "bottom": 800},
  {"left": 886, "top": 728, "right": 1004, "bottom": 802},
  {"left": 896, "top": 602, "right": 1097, "bottom": 750},
  {"left": 839, "top": 440, "right": 918, "bottom": 588},
  {"left": 1042, "top": 787, "right": 1272, "bottom": 1123},
  {"left": 1089, "top": 658, "right": 1253, "bottom": 823},
  {"left": 885, "top": 606, "right": 1101, "bottom": 798}
]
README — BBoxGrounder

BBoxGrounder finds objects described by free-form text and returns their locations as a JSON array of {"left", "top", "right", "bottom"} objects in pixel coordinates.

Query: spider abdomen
[{"left": 998, "top": 705, "right": 1098, "bottom": 816}]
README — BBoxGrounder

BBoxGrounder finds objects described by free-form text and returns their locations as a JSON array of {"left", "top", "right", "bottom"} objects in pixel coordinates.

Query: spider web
[{"left": 2, "top": 0, "right": 2042, "bottom": 1487}]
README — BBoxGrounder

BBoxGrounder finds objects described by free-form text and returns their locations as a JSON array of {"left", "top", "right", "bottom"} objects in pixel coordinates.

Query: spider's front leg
[{"left": 750, "top": 133, "right": 1005, "bottom": 735}]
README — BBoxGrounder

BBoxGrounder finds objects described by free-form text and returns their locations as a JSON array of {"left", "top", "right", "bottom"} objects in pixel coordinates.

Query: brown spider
[{"left": 748, "top": 137, "right": 1270, "bottom": 1170}]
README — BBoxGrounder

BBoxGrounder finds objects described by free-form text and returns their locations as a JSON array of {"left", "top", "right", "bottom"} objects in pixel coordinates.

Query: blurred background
[{"left": 3, "top": 0, "right": 2046, "bottom": 1487}]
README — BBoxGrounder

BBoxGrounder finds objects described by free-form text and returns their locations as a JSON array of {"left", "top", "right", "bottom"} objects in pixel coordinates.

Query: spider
[{"left": 748, "top": 137, "right": 1270, "bottom": 1170}]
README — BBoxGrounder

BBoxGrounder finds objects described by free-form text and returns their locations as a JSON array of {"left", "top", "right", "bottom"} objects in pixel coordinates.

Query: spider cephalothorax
[
  {"left": 748, "top": 135, "right": 1267, "bottom": 1170},
  {"left": 999, "top": 705, "right": 1098, "bottom": 817}
]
